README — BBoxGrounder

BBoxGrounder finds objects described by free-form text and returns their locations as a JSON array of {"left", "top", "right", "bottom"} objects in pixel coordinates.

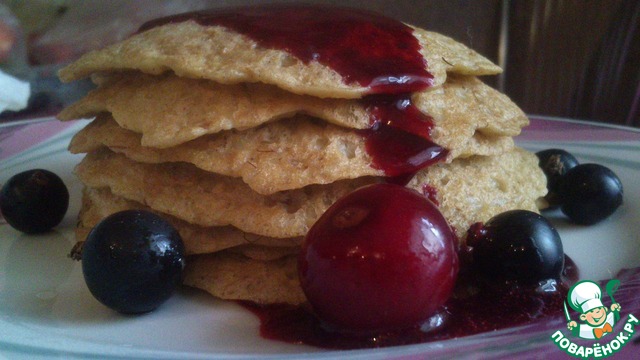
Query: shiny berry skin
[
  {"left": 468, "top": 210, "right": 564, "bottom": 284},
  {"left": 298, "top": 183, "right": 458, "bottom": 333},
  {"left": 82, "top": 210, "right": 185, "bottom": 314},
  {"left": 559, "top": 164, "right": 623, "bottom": 225},
  {"left": 536, "top": 149, "right": 579, "bottom": 207},
  {"left": 0, "top": 169, "right": 69, "bottom": 233}
]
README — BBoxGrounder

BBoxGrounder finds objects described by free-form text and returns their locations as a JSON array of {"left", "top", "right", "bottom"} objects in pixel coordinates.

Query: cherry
[
  {"left": 298, "top": 183, "right": 458, "bottom": 333},
  {"left": 559, "top": 164, "right": 623, "bottom": 225},
  {"left": 82, "top": 210, "right": 185, "bottom": 314},
  {"left": 468, "top": 210, "right": 564, "bottom": 284},
  {"left": 0, "top": 169, "right": 69, "bottom": 234}
]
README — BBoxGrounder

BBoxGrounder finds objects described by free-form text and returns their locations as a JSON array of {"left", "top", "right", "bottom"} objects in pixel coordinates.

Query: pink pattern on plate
[
  {"left": 519, "top": 116, "right": 640, "bottom": 142},
  {"left": 0, "top": 120, "right": 75, "bottom": 161}
]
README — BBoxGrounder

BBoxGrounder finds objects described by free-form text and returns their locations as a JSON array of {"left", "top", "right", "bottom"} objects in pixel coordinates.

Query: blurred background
[{"left": 0, "top": 0, "right": 638, "bottom": 127}]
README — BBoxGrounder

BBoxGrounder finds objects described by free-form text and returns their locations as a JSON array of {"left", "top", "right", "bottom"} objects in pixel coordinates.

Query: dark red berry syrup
[
  {"left": 240, "top": 257, "right": 576, "bottom": 350},
  {"left": 138, "top": 5, "right": 447, "bottom": 178}
]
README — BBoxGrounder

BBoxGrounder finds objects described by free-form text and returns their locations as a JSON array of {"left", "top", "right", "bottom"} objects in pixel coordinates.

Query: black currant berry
[
  {"left": 81, "top": 210, "right": 185, "bottom": 314},
  {"left": 559, "top": 164, "right": 623, "bottom": 225},
  {"left": 468, "top": 210, "right": 564, "bottom": 284},
  {"left": 536, "top": 149, "right": 579, "bottom": 207},
  {"left": 0, "top": 169, "right": 69, "bottom": 233}
]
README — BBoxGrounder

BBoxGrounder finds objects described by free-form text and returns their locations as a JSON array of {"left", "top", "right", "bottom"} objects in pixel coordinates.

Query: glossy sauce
[
  {"left": 362, "top": 94, "right": 447, "bottom": 176},
  {"left": 139, "top": 5, "right": 433, "bottom": 93},
  {"left": 138, "top": 5, "right": 445, "bottom": 177},
  {"left": 241, "top": 257, "right": 577, "bottom": 350},
  {"left": 421, "top": 184, "right": 440, "bottom": 206}
]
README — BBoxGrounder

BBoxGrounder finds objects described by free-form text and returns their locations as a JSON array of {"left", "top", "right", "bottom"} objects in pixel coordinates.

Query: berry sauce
[
  {"left": 137, "top": 5, "right": 446, "bottom": 177},
  {"left": 421, "top": 184, "right": 440, "bottom": 206},
  {"left": 138, "top": 5, "right": 433, "bottom": 93},
  {"left": 361, "top": 94, "right": 447, "bottom": 177},
  {"left": 240, "top": 257, "right": 577, "bottom": 350}
]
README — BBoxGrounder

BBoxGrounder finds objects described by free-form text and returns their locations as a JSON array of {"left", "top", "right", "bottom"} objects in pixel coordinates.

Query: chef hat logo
[{"left": 568, "top": 280, "right": 604, "bottom": 313}]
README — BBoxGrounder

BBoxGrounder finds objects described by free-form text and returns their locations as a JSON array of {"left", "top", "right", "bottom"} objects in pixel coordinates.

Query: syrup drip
[
  {"left": 241, "top": 257, "right": 578, "bottom": 350},
  {"left": 138, "top": 5, "right": 444, "bottom": 177},
  {"left": 361, "top": 94, "right": 447, "bottom": 177}
]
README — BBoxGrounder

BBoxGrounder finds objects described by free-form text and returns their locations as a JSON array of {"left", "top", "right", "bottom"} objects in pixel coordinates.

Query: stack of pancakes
[{"left": 58, "top": 8, "right": 546, "bottom": 305}]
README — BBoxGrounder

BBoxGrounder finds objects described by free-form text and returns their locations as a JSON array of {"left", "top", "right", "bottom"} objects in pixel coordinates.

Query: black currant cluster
[
  {"left": 1, "top": 169, "right": 185, "bottom": 314},
  {"left": 536, "top": 149, "right": 623, "bottom": 225},
  {"left": 466, "top": 148, "right": 623, "bottom": 286}
]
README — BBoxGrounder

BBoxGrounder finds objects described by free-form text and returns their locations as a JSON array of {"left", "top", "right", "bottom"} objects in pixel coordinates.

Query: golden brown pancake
[
  {"left": 70, "top": 115, "right": 377, "bottom": 195},
  {"left": 58, "top": 21, "right": 500, "bottom": 98},
  {"left": 76, "top": 187, "right": 302, "bottom": 255},
  {"left": 183, "top": 252, "right": 306, "bottom": 305},
  {"left": 227, "top": 245, "right": 299, "bottom": 262},
  {"left": 409, "top": 147, "right": 547, "bottom": 239},
  {"left": 74, "top": 149, "right": 376, "bottom": 238},
  {"left": 69, "top": 115, "right": 514, "bottom": 195},
  {"left": 60, "top": 73, "right": 525, "bottom": 155},
  {"left": 74, "top": 147, "right": 545, "bottom": 241},
  {"left": 58, "top": 72, "right": 369, "bottom": 144}
]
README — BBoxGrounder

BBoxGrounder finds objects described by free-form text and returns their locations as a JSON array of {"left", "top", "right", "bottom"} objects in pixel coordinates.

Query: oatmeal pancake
[
  {"left": 76, "top": 187, "right": 302, "bottom": 255},
  {"left": 69, "top": 114, "right": 513, "bottom": 195},
  {"left": 74, "top": 148, "right": 545, "bottom": 241},
  {"left": 74, "top": 149, "right": 377, "bottom": 238},
  {"left": 183, "top": 252, "right": 306, "bottom": 305},
  {"left": 227, "top": 244, "right": 299, "bottom": 262},
  {"left": 57, "top": 73, "right": 368, "bottom": 143},
  {"left": 58, "top": 20, "right": 500, "bottom": 99},
  {"left": 71, "top": 115, "right": 378, "bottom": 195},
  {"left": 409, "top": 147, "right": 547, "bottom": 239},
  {"left": 60, "top": 73, "right": 525, "bottom": 152}
]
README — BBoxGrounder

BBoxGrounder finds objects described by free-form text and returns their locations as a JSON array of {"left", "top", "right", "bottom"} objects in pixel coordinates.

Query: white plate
[{"left": 1, "top": 116, "right": 639, "bottom": 359}]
